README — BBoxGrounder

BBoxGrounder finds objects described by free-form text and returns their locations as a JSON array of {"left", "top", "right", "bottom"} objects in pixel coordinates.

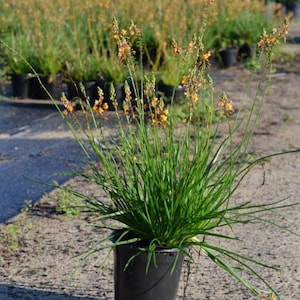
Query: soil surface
[{"left": 0, "top": 25, "right": 300, "bottom": 300}]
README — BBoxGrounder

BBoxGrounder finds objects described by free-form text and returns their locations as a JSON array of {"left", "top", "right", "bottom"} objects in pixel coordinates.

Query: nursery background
[{"left": 0, "top": 0, "right": 300, "bottom": 299}]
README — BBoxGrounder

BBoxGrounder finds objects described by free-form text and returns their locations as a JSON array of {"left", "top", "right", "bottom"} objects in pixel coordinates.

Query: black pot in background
[
  {"left": 157, "top": 81, "right": 186, "bottom": 103},
  {"left": 67, "top": 81, "right": 97, "bottom": 105},
  {"left": 111, "top": 231, "right": 184, "bottom": 300},
  {"left": 95, "top": 79, "right": 124, "bottom": 111},
  {"left": 11, "top": 73, "right": 31, "bottom": 99},
  {"left": 29, "top": 74, "right": 63, "bottom": 100},
  {"left": 218, "top": 47, "right": 238, "bottom": 68},
  {"left": 238, "top": 43, "right": 257, "bottom": 61},
  {"left": 285, "top": 3, "right": 300, "bottom": 20}
]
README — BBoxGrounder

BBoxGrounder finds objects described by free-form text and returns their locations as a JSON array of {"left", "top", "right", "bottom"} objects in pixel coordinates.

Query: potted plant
[
  {"left": 22, "top": 20, "right": 67, "bottom": 100},
  {"left": 31, "top": 46, "right": 64, "bottom": 100},
  {"left": 157, "top": 39, "right": 197, "bottom": 102},
  {"left": 1, "top": 32, "right": 35, "bottom": 98},
  {"left": 63, "top": 55, "right": 100, "bottom": 105},
  {"left": 56, "top": 19, "right": 299, "bottom": 300},
  {"left": 235, "top": 9, "right": 273, "bottom": 60},
  {"left": 205, "top": 5, "right": 243, "bottom": 68},
  {"left": 60, "top": 19, "right": 102, "bottom": 105}
]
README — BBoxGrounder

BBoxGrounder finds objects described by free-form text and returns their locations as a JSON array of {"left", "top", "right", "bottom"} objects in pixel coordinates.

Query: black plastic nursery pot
[
  {"left": 67, "top": 81, "right": 97, "bottom": 105},
  {"left": 111, "top": 232, "right": 184, "bottom": 300},
  {"left": 95, "top": 79, "right": 124, "bottom": 111},
  {"left": 157, "top": 81, "right": 186, "bottom": 104},
  {"left": 219, "top": 47, "right": 238, "bottom": 68},
  {"left": 29, "top": 74, "right": 63, "bottom": 100},
  {"left": 11, "top": 73, "right": 31, "bottom": 99}
]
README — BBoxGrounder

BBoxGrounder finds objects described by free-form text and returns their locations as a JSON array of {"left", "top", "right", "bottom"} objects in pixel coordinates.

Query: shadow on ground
[{"left": 0, "top": 284, "right": 105, "bottom": 300}]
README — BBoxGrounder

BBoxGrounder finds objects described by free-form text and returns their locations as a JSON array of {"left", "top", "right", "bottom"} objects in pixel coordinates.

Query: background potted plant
[
  {"left": 1, "top": 32, "right": 35, "bottom": 98},
  {"left": 235, "top": 9, "right": 273, "bottom": 60},
  {"left": 208, "top": 11, "right": 242, "bottom": 68},
  {"left": 63, "top": 54, "right": 100, "bottom": 105},
  {"left": 54, "top": 19, "right": 299, "bottom": 300},
  {"left": 32, "top": 45, "right": 64, "bottom": 100},
  {"left": 157, "top": 39, "right": 196, "bottom": 102}
]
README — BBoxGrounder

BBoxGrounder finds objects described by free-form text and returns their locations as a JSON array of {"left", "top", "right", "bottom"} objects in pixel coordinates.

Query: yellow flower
[
  {"left": 268, "top": 294, "right": 277, "bottom": 300},
  {"left": 202, "top": 51, "right": 211, "bottom": 62},
  {"left": 152, "top": 118, "right": 158, "bottom": 125},
  {"left": 191, "top": 92, "right": 199, "bottom": 103},
  {"left": 93, "top": 99, "right": 108, "bottom": 115},
  {"left": 123, "top": 103, "right": 130, "bottom": 113},
  {"left": 61, "top": 93, "right": 74, "bottom": 115},
  {"left": 102, "top": 102, "right": 109, "bottom": 111},
  {"left": 150, "top": 97, "right": 158, "bottom": 108},
  {"left": 181, "top": 76, "right": 189, "bottom": 86},
  {"left": 218, "top": 92, "right": 234, "bottom": 116},
  {"left": 160, "top": 114, "right": 168, "bottom": 123}
]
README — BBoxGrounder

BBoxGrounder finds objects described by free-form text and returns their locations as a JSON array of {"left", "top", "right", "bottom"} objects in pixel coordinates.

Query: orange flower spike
[
  {"left": 92, "top": 100, "right": 102, "bottom": 114},
  {"left": 218, "top": 92, "right": 234, "bottom": 116},
  {"left": 112, "top": 20, "right": 120, "bottom": 40},
  {"left": 258, "top": 18, "right": 289, "bottom": 52},
  {"left": 129, "top": 22, "right": 141, "bottom": 37},
  {"left": 96, "top": 87, "right": 104, "bottom": 102},
  {"left": 61, "top": 93, "right": 74, "bottom": 115}
]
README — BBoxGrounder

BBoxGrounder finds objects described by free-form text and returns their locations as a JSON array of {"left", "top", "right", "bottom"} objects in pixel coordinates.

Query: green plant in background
[
  {"left": 64, "top": 54, "right": 100, "bottom": 84},
  {"left": 62, "top": 21, "right": 100, "bottom": 83},
  {"left": 1, "top": 32, "right": 34, "bottom": 74},
  {"left": 98, "top": 52, "right": 128, "bottom": 84},
  {"left": 235, "top": 9, "right": 272, "bottom": 47},
  {"left": 52, "top": 18, "right": 300, "bottom": 299},
  {"left": 206, "top": 8, "right": 241, "bottom": 52},
  {"left": 159, "top": 39, "right": 198, "bottom": 86},
  {"left": 0, "top": 1, "right": 278, "bottom": 84}
]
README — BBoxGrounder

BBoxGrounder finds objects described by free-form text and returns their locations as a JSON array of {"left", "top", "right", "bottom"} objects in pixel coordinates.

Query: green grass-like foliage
[{"left": 55, "top": 19, "right": 299, "bottom": 298}]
